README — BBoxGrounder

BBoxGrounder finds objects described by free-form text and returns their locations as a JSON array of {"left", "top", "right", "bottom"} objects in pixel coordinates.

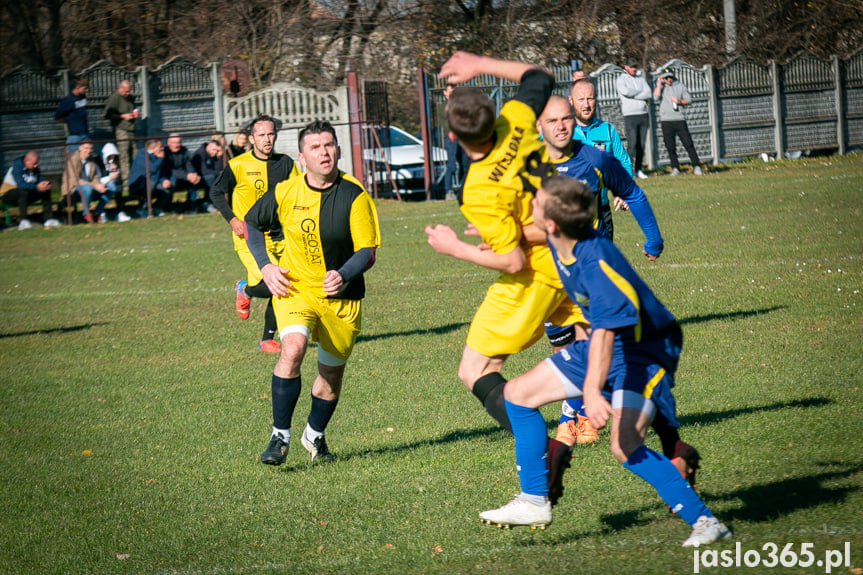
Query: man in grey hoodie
[
  {"left": 653, "top": 68, "right": 702, "bottom": 176},
  {"left": 616, "top": 58, "right": 652, "bottom": 179}
]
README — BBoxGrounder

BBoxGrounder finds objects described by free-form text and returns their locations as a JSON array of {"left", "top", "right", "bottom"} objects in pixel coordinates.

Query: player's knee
[
  {"left": 610, "top": 433, "right": 641, "bottom": 464},
  {"left": 457, "top": 362, "right": 478, "bottom": 389}
]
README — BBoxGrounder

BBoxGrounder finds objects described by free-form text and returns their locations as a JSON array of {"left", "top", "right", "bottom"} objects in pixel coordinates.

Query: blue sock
[
  {"left": 271, "top": 375, "right": 301, "bottom": 430},
  {"left": 504, "top": 400, "right": 548, "bottom": 496},
  {"left": 622, "top": 444, "right": 711, "bottom": 525}
]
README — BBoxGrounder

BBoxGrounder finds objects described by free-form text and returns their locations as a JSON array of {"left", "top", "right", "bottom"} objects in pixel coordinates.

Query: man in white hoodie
[{"left": 615, "top": 58, "right": 653, "bottom": 180}]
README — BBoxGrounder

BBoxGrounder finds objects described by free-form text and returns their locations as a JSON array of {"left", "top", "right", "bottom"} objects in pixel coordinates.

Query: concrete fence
[{"left": 424, "top": 50, "right": 863, "bottom": 174}]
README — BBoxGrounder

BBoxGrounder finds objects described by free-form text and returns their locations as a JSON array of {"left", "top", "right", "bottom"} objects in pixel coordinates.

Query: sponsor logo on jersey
[
  {"left": 300, "top": 218, "right": 323, "bottom": 265},
  {"left": 489, "top": 127, "right": 524, "bottom": 183}
]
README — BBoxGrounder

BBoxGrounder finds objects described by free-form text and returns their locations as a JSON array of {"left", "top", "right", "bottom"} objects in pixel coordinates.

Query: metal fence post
[
  {"left": 833, "top": 55, "right": 846, "bottom": 155},
  {"left": 707, "top": 64, "right": 721, "bottom": 166},
  {"left": 211, "top": 62, "right": 225, "bottom": 133},
  {"left": 771, "top": 61, "right": 785, "bottom": 159}
]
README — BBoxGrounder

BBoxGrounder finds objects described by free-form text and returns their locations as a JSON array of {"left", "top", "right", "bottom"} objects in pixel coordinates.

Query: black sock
[
  {"left": 263, "top": 298, "right": 277, "bottom": 341},
  {"left": 307, "top": 394, "right": 339, "bottom": 434},
  {"left": 471, "top": 372, "right": 512, "bottom": 433},
  {"left": 651, "top": 411, "right": 680, "bottom": 458},
  {"left": 272, "top": 374, "right": 301, "bottom": 430},
  {"left": 245, "top": 281, "right": 272, "bottom": 298}
]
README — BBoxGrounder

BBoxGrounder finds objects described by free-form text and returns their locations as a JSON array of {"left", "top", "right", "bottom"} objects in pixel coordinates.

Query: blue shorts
[{"left": 546, "top": 338, "right": 679, "bottom": 427}]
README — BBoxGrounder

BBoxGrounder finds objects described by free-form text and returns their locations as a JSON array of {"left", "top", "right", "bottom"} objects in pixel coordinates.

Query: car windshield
[{"left": 376, "top": 127, "right": 419, "bottom": 147}]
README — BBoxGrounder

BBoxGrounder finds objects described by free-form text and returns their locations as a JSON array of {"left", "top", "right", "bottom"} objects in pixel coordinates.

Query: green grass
[{"left": 1, "top": 155, "right": 861, "bottom": 574}]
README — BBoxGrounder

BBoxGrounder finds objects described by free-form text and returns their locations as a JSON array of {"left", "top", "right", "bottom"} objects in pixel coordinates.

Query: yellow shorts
[
  {"left": 466, "top": 275, "right": 585, "bottom": 357},
  {"left": 235, "top": 239, "right": 283, "bottom": 286},
  {"left": 274, "top": 291, "right": 362, "bottom": 361}
]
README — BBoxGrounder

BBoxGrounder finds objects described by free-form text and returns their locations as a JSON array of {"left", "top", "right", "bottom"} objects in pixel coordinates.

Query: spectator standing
[
  {"left": 0, "top": 151, "right": 60, "bottom": 230},
  {"left": 104, "top": 79, "right": 139, "bottom": 190},
  {"left": 569, "top": 78, "right": 632, "bottom": 241},
  {"left": 654, "top": 68, "right": 703, "bottom": 176},
  {"left": 61, "top": 139, "right": 116, "bottom": 224},
  {"left": 160, "top": 133, "right": 202, "bottom": 212},
  {"left": 128, "top": 138, "right": 168, "bottom": 217},
  {"left": 54, "top": 78, "right": 90, "bottom": 148},
  {"left": 616, "top": 58, "right": 653, "bottom": 180}
]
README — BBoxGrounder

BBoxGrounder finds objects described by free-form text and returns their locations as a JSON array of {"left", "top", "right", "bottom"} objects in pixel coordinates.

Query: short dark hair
[
  {"left": 298, "top": 120, "right": 337, "bottom": 151},
  {"left": 541, "top": 175, "right": 595, "bottom": 241},
  {"left": 445, "top": 87, "right": 496, "bottom": 148},
  {"left": 73, "top": 77, "right": 89, "bottom": 88},
  {"left": 248, "top": 114, "right": 281, "bottom": 134}
]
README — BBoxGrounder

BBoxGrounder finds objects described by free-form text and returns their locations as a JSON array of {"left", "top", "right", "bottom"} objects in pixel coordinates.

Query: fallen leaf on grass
[{"left": 116, "top": 553, "right": 130, "bottom": 560}]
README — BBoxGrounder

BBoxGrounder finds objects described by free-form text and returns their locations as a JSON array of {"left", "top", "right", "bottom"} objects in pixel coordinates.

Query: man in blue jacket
[
  {"left": 569, "top": 78, "right": 631, "bottom": 241},
  {"left": 1, "top": 151, "right": 60, "bottom": 230},
  {"left": 54, "top": 78, "right": 90, "bottom": 149}
]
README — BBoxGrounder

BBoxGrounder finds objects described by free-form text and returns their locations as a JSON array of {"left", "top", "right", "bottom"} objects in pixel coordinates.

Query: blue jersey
[
  {"left": 549, "top": 232, "right": 678, "bottom": 369},
  {"left": 552, "top": 142, "right": 662, "bottom": 255}
]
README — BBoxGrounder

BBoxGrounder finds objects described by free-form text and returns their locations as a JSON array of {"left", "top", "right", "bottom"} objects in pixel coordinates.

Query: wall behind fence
[
  {"left": 425, "top": 50, "right": 863, "bottom": 175},
  {"left": 0, "top": 59, "right": 351, "bottom": 177}
]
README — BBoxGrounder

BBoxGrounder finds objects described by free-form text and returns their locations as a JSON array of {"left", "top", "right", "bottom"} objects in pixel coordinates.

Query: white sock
[
  {"left": 519, "top": 492, "right": 548, "bottom": 506},
  {"left": 272, "top": 427, "right": 290, "bottom": 441},
  {"left": 303, "top": 423, "right": 323, "bottom": 442}
]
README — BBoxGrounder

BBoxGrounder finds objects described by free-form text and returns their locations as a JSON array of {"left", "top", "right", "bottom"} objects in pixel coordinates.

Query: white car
[{"left": 363, "top": 125, "right": 446, "bottom": 196}]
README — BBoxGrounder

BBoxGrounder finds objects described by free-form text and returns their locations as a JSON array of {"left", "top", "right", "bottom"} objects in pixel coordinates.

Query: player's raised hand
[
  {"left": 261, "top": 263, "right": 292, "bottom": 297},
  {"left": 439, "top": 51, "right": 483, "bottom": 84}
]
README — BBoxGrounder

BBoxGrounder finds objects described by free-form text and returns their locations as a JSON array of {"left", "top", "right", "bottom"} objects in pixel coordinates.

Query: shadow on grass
[
  {"left": 706, "top": 462, "right": 863, "bottom": 523},
  {"left": 522, "top": 462, "right": 862, "bottom": 546},
  {"left": 0, "top": 323, "right": 107, "bottom": 339},
  {"left": 678, "top": 396, "right": 833, "bottom": 428},
  {"left": 677, "top": 305, "right": 786, "bottom": 327},
  {"left": 278, "top": 424, "right": 510, "bottom": 472},
  {"left": 356, "top": 321, "right": 469, "bottom": 343}
]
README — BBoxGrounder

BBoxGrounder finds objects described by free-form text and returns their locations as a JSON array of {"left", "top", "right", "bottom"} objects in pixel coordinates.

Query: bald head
[
  {"left": 23, "top": 151, "right": 40, "bottom": 169},
  {"left": 537, "top": 95, "right": 575, "bottom": 159},
  {"left": 118, "top": 80, "right": 131, "bottom": 97}
]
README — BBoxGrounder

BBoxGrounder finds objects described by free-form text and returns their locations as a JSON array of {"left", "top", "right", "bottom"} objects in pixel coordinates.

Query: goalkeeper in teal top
[{"left": 478, "top": 174, "right": 733, "bottom": 548}]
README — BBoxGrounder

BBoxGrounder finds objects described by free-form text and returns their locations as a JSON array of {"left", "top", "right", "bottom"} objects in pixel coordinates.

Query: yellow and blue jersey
[
  {"left": 549, "top": 232, "right": 677, "bottom": 369},
  {"left": 552, "top": 142, "right": 663, "bottom": 255}
]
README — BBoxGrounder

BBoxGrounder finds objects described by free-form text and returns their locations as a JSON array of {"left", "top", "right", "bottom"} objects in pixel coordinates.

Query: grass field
[{"left": 1, "top": 155, "right": 861, "bottom": 575}]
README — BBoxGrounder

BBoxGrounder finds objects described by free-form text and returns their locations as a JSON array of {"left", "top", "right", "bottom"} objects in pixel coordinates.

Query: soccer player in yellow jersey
[
  {"left": 210, "top": 115, "right": 300, "bottom": 353},
  {"left": 245, "top": 120, "right": 380, "bottom": 465},
  {"left": 425, "top": 51, "right": 583, "bottom": 505}
]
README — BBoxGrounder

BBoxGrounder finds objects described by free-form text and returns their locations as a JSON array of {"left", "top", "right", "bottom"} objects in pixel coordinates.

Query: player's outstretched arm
[
  {"left": 440, "top": 51, "right": 541, "bottom": 84},
  {"left": 425, "top": 224, "right": 525, "bottom": 274}
]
